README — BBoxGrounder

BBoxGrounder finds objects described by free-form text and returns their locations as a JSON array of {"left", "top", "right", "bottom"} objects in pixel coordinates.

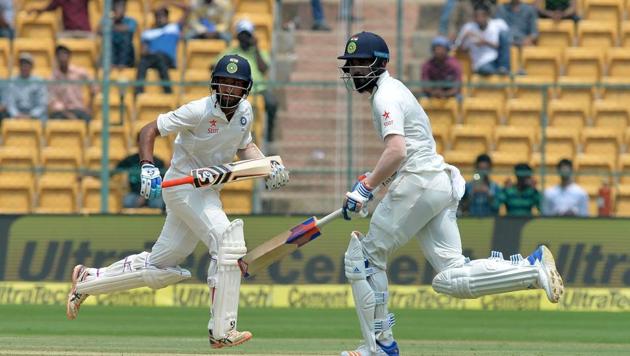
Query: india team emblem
[
  {"left": 347, "top": 41, "right": 357, "bottom": 54},
  {"left": 240, "top": 117, "right": 247, "bottom": 126},
  {"left": 227, "top": 62, "right": 238, "bottom": 74}
]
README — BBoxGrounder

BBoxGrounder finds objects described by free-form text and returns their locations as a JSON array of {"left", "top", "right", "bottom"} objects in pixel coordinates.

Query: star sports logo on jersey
[
  {"left": 208, "top": 119, "right": 219, "bottom": 134},
  {"left": 382, "top": 111, "right": 393, "bottom": 126}
]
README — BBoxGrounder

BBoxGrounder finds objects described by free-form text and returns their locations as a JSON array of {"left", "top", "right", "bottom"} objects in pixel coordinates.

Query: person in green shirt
[
  {"left": 115, "top": 151, "right": 166, "bottom": 209},
  {"left": 496, "top": 163, "right": 541, "bottom": 216},
  {"left": 214, "top": 19, "right": 278, "bottom": 142}
]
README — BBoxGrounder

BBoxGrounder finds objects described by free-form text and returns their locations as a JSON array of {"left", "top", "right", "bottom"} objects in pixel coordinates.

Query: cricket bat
[
  {"left": 238, "top": 174, "right": 394, "bottom": 278},
  {"left": 162, "top": 155, "right": 283, "bottom": 188}
]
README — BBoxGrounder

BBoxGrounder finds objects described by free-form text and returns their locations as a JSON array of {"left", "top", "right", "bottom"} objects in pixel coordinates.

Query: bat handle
[
  {"left": 162, "top": 176, "right": 193, "bottom": 188},
  {"left": 316, "top": 209, "right": 343, "bottom": 227}
]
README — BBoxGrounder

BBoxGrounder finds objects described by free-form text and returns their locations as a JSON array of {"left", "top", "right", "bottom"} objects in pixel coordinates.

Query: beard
[{"left": 352, "top": 76, "right": 377, "bottom": 93}]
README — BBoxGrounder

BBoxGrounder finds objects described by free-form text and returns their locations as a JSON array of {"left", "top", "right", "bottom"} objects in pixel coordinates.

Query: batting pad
[
  {"left": 211, "top": 219, "right": 247, "bottom": 339},
  {"left": 432, "top": 257, "right": 539, "bottom": 299},
  {"left": 77, "top": 251, "right": 191, "bottom": 295},
  {"left": 344, "top": 232, "right": 378, "bottom": 354}
]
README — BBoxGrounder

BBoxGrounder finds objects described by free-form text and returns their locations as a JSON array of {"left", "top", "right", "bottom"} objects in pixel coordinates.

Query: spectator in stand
[
  {"left": 455, "top": 3, "right": 511, "bottom": 76},
  {"left": 496, "top": 163, "right": 541, "bottom": 216},
  {"left": 0, "top": 0, "right": 14, "bottom": 38},
  {"left": 543, "top": 159, "right": 589, "bottom": 216},
  {"left": 496, "top": 0, "right": 538, "bottom": 47},
  {"left": 215, "top": 19, "right": 278, "bottom": 143},
  {"left": 100, "top": 0, "right": 137, "bottom": 68},
  {"left": 0, "top": 85, "right": 8, "bottom": 123},
  {"left": 535, "top": 0, "right": 579, "bottom": 22},
  {"left": 421, "top": 36, "right": 462, "bottom": 99},
  {"left": 311, "top": 0, "right": 331, "bottom": 31},
  {"left": 30, "top": 0, "right": 92, "bottom": 37},
  {"left": 7, "top": 53, "right": 48, "bottom": 121},
  {"left": 136, "top": 4, "right": 191, "bottom": 95},
  {"left": 461, "top": 154, "right": 500, "bottom": 216},
  {"left": 187, "top": 0, "right": 232, "bottom": 42},
  {"left": 444, "top": 0, "right": 498, "bottom": 40},
  {"left": 116, "top": 145, "right": 166, "bottom": 210},
  {"left": 49, "top": 45, "right": 97, "bottom": 122}
]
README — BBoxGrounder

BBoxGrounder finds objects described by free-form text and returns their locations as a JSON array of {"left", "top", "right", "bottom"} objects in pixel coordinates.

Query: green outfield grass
[{"left": 0, "top": 305, "right": 629, "bottom": 355}]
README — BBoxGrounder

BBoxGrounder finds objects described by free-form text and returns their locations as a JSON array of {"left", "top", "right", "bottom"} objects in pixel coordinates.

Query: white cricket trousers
[
  {"left": 362, "top": 170, "right": 467, "bottom": 273},
  {"left": 149, "top": 183, "right": 230, "bottom": 268}
]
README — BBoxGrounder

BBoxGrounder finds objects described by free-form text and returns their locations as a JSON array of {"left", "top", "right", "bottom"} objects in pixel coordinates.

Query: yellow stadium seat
[
  {"left": 621, "top": 21, "right": 630, "bottom": 46},
  {"left": 600, "top": 77, "right": 630, "bottom": 106},
  {"left": 41, "top": 147, "right": 82, "bottom": 179},
  {"left": 592, "top": 100, "right": 630, "bottom": 130},
  {"left": 432, "top": 125, "right": 449, "bottom": 154},
  {"left": 85, "top": 146, "right": 127, "bottom": 171},
  {"left": 547, "top": 99, "right": 588, "bottom": 131},
  {"left": 581, "top": 127, "right": 622, "bottom": 161},
  {"left": 0, "top": 176, "right": 33, "bottom": 213},
  {"left": 88, "top": 0, "right": 102, "bottom": 33},
  {"left": 584, "top": 0, "right": 623, "bottom": 27},
  {"left": 131, "top": 121, "right": 172, "bottom": 163},
  {"left": 13, "top": 37, "right": 55, "bottom": 69},
  {"left": 493, "top": 126, "right": 536, "bottom": 162},
  {"left": 454, "top": 50, "right": 472, "bottom": 82},
  {"left": 0, "top": 147, "right": 38, "bottom": 183},
  {"left": 577, "top": 20, "right": 618, "bottom": 48},
  {"left": 57, "top": 38, "right": 97, "bottom": 71},
  {"left": 88, "top": 121, "right": 129, "bottom": 155},
  {"left": 16, "top": 11, "right": 58, "bottom": 38},
  {"left": 449, "top": 125, "right": 493, "bottom": 155},
  {"left": 234, "top": 0, "right": 274, "bottom": 14},
  {"left": 0, "top": 38, "right": 10, "bottom": 73},
  {"left": 555, "top": 77, "right": 596, "bottom": 115},
  {"left": 512, "top": 76, "right": 553, "bottom": 104},
  {"left": 522, "top": 47, "right": 562, "bottom": 80},
  {"left": 563, "top": 48, "right": 604, "bottom": 81},
  {"left": 92, "top": 93, "right": 134, "bottom": 125},
  {"left": 80, "top": 176, "right": 122, "bottom": 214},
  {"left": 186, "top": 39, "right": 226, "bottom": 71},
  {"left": 468, "top": 74, "right": 510, "bottom": 115},
  {"left": 575, "top": 154, "right": 615, "bottom": 215},
  {"left": 490, "top": 153, "right": 524, "bottom": 185},
  {"left": 135, "top": 93, "right": 178, "bottom": 123},
  {"left": 542, "top": 127, "right": 580, "bottom": 160},
  {"left": 419, "top": 98, "right": 458, "bottom": 130},
  {"left": 125, "top": 0, "right": 147, "bottom": 15},
  {"left": 505, "top": 99, "right": 541, "bottom": 129},
  {"left": 246, "top": 93, "right": 265, "bottom": 144},
  {"left": 605, "top": 48, "right": 630, "bottom": 77},
  {"left": 1, "top": 119, "right": 42, "bottom": 157},
  {"left": 442, "top": 150, "right": 478, "bottom": 179},
  {"left": 220, "top": 179, "right": 254, "bottom": 214},
  {"left": 144, "top": 68, "right": 180, "bottom": 95},
  {"left": 537, "top": 19, "right": 575, "bottom": 49},
  {"left": 34, "top": 174, "right": 78, "bottom": 213},
  {"left": 618, "top": 153, "right": 630, "bottom": 185},
  {"left": 615, "top": 185, "right": 630, "bottom": 217},
  {"left": 530, "top": 153, "right": 561, "bottom": 188},
  {"left": 45, "top": 119, "right": 86, "bottom": 158},
  {"left": 107, "top": 68, "right": 139, "bottom": 97},
  {"left": 16, "top": 0, "right": 50, "bottom": 11},
  {"left": 461, "top": 98, "right": 501, "bottom": 128},
  {"left": 181, "top": 69, "right": 211, "bottom": 96}
]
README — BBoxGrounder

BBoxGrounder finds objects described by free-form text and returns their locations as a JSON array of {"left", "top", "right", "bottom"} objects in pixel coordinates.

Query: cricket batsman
[
  {"left": 337, "top": 32, "right": 564, "bottom": 356},
  {"left": 65, "top": 54, "right": 289, "bottom": 349}
]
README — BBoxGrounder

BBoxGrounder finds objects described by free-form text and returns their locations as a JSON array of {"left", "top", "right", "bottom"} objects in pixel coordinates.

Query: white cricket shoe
[
  {"left": 527, "top": 245, "right": 565, "bottom": 303},
  {"left": 341, "top": 340, "right": 399, "bottom": 356},
  {"left": 66, "top": 264, "right": 90, "bottom": 320},
  {"left": 209, "top": 329, "right": 252, "bottom": 349}
]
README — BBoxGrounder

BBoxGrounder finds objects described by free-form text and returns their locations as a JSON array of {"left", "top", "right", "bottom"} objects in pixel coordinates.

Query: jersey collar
[
  {"left": 370, "top": 70, "right": 390, "bottom": 99},
  {"left": 209, "top": 94, "right": 241, "bottom": 123}
]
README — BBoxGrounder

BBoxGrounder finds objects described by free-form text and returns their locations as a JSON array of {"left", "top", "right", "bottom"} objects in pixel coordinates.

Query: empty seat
[
  {"left": 135, "top": 93, "right": 178, "bottom": 123},
  {"left": 615, "top": 185, "right": 630, "bottom": 217},
  {"left": 1, "top": 119, "right": 42, "bottom": 157},
  {"left": 530, "top": 153, "right": 561, "bottom": 188},
  {"left": 0, "top": 176, "right": 33, "bottom": 213},
  {"left": 420, "top": 98, "right": 458, "bottom": 130},
  {"left": 108, "top": 68, "right": 139, "bottom": 97},
  {"left": 56, "top": 38, "right": 97, "bottom": 71},
  {"left": 432, "top": 125, "right": 448, "bottom": 154},
  {"left": 622, "top": 21, "right": 630, "bottom": 46},
  {"left": 581, "top": 127, "right": 622, "bottom": 161},
  {"left": 583, "top": 0, "right": 623, "bottom": 27},
  {"left": 89, "top": 120, "right": 129, "bottom": 153},
  {"left": 85, "top": 146, "right": 127, "bottom": 170},
  {"left": 144, "top": 68, "right": 180, "bottom": 95},
  {"left": 454, "top": 50, "right": 472, "bottom": 82},
  {"left": 548, "top": 99, "right": 589, "bottom": 131},
  {"left": 45, "top": 119, "right": 86, "bottom": 159},
  {"left": 563, "top": 48, "right": 604, "bottom": 81},
  {"left": 41, "top": 146, "right": 82, "bottom": 179},
  {"left": 16, "top": 11, "right": 58, "bottom": 38},
  {"left": 468, "top": 74, "right": 510, "bottom": 115},
  {"left": 592, "top": 100, "right": 630, "bottom": 129},
  {"left": 185, "top": 39, "right": 227, "bottom": 71},
  {"left": 555, "top": 76, "right": 597, "bottom": 115},
  {"left": 521, "top": 47, "right": 562, "bottom": 80},
  {"left": 605, "top": 48, "right": 630, "bottom": 77},
  {"left": 512, "top": 76, "right": 552, "bottom": 104},
  {"left": 541, "top": 127, "right": 579, "bottom": 161},
  {"left": 0, "top": 147, "right": 38, "bottom": 183},
  {"left": 537, "top": 19, "right": 575, "bottom": 49},
  {"left": 181, "top": 69, "right": 211, "bottom": 96},
  {"left": 505, "top": 99, "right": 541, "bottom": 129},
  {"left": 577, "top": 20, "right": 618, "bottom": 48},
  {"left": 0, "top": 38, "right": 10, "bottom": 75},
  {"left": 80, "top": 176, "right": 122, "bottom": 214},
  {"left": 13, "top": 37, "right": 55, "bottom": 69},
  {"left": 92, "top": 93, "right": 134, "bottom": 124},
  {"left": 220, "top": 180, "right": 254, "bottom": 214},
  {"left": 618, "top": 153, "right": 630, "bottom": 185},
  {"left": 234, "top": 0, "right": 274, "bottom": 14},
  {"left": 449, "top": 125, "right": 493, "bottom": 155},
  {"left": 461, "top": 98, "right": 501, "bottom": 128},
  {"left": 34, "top": 174, "right": 78, "bottom": 213},
  {"left": 493, "top": 126, "right": 536, "bottom": 162}
]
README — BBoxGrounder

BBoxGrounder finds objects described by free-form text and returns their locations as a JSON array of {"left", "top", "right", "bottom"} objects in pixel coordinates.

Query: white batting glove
[
  {"left": 265, "top": 161, "right": 290, "bottom": 190},
  {"left": 342, "top": 174, "right": 373, "bottom": 220},
  {"left": 140, "top": 163, "right": 162, "bottom": 199}
]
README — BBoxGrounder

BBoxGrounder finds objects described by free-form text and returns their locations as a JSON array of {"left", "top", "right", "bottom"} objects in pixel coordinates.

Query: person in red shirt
[
  {"left": 31, "top": 0, "right": 91, "bottom": 37},
  {"left": 421, "top": 36, "right": 462, "bottom": 99}
]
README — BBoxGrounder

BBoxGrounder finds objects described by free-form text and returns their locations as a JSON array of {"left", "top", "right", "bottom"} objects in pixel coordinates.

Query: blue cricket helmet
[
  {"left": 338, "top": 32, "right": 390, "bottom": 92},
  {"left": 338, "top": 31, "right": 390, "bottom": 61},
  {"left": 211, "top": 54, "right": 253, "bottom": 109}
]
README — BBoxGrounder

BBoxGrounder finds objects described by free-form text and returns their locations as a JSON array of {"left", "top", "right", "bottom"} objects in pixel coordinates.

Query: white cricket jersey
[
  {"left": 157, "top": 95, "right": 253, "bottom": 187},
  {"left": 370, "top": 71, "right": 446, "bottom": 174}
]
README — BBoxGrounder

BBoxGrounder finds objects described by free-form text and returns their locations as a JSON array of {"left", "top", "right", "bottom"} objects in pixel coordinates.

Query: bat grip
[
  {"left": 316, "top": 209, "right": 343, "bottom": 227},
  {"left": 162, "top": 176, "right": 193, "bottom": 188}
]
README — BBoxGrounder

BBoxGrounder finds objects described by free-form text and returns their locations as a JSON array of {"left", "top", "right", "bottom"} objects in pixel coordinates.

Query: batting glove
[
  {"left": 342, "top": 175, "right": 373, "bottom": 220},
  {"left": 265, "top": 161, "right": 290, "bottom": 191},
  {"left": 140, "top": 163, "right": 162, "bottom": 199}
]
